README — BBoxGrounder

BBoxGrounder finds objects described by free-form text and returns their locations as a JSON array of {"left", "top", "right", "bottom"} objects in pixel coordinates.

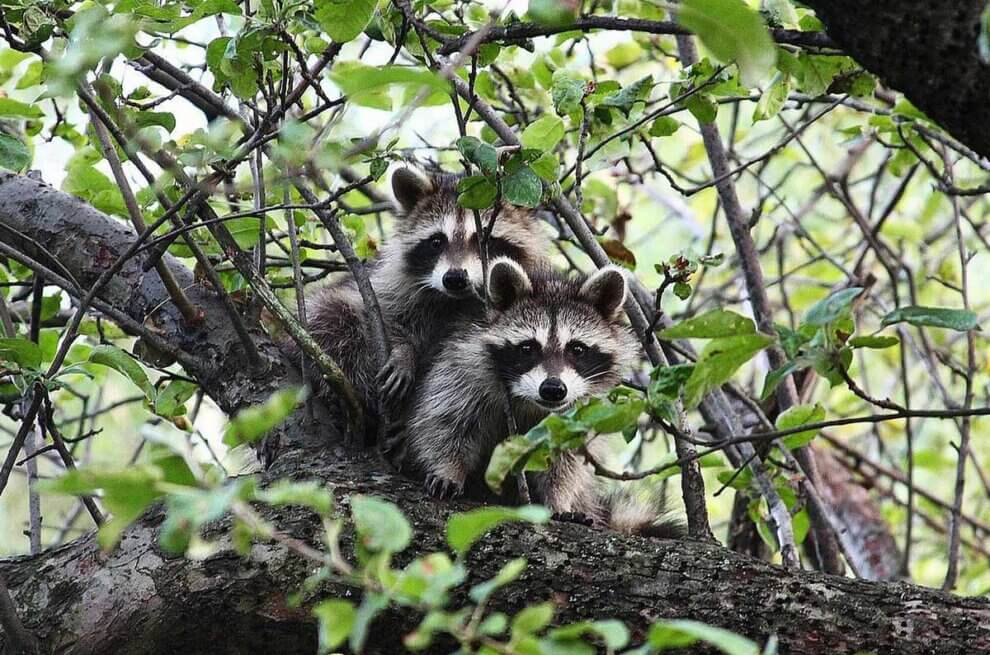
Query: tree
[{"left": 0, "top": 0, "right": 988, "bottom": 653}]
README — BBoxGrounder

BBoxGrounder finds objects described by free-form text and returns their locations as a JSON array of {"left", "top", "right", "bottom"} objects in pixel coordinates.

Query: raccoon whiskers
[
  {"left": 301, "top": 167, "right": 549, "bottom": 446},
  {"left": 404, "top": 262, "right": 681, "bottom": 537}
]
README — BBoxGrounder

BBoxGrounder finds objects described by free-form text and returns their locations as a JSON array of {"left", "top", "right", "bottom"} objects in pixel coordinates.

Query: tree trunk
[
  {"left": 1, "top": 449, "right": 988, "bottom": 655},
  {"left": 802, "top": 0, "right": 990, "bottom": 160}
]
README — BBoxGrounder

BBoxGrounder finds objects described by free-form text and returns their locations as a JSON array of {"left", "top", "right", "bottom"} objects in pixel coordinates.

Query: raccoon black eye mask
[
  {"left": 300, "top": 167, "right": 550, "bottom": 445},
  {"left": 402, "top": 259, "right": 637, "bottom": 509}
]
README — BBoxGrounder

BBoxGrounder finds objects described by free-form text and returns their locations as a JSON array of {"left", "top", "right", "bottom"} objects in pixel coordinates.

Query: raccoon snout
[
  {"left": 539, "top": 377, "right": 568, "bottom": 403},
  {"left": 442, "top": 268, "right": 470, "bottom": 292}
]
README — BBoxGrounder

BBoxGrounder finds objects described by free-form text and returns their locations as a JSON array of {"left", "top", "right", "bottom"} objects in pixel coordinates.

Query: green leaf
[
  {"left": 511, "top": 602, "right": 554, "bottom": 637},
  {"left": 222, "top": 386, "right": 306, "bottom": 447},
  {"left": 803, "top": 287, "right": 863, "bottom": 326},
  {"left": 575, "top": 395, "right": 644, "bottom": 433},
  {"left": 880, "top": 306, "right": 979, "bottom": 332},
  {"left": 599, "top": 76, "right": 653, "bottom": 116},
  {"left": 775, "top": 403, "right": 825, "bottom": 450},
  {"left": 760, "top": 360, "right": 801, "bottom": 401},
  {"left": 456, "top": 136, "right": 498, "bottom": 175},
  {"left": 551, "top": 70, "right": 585, "bottom": 115},
  {"left": 549, "top": 620, "right": 629, "bottom": 649},
  {"left": 330, "top": 64, "right": 449, "bottom": 97},
  {"left": 351, "top": 495, "right": 412, "bottom": 553},
  {"left": 257, "top": 479, "right": 334, "bottom": 516},
  {"left": 521, "top": 115, "right": 565, "bottom": 152},
  {"left": 0, "top": 133, "right": 30, "bottom": 171},
  {"left": 313, "top": 599, "right": 356, "bottom": 653},
  {"left": 89, "top": 344, "right": 155, "bottom": 401},
  {"left": 456, "top": 175, "right": 498, "bottom": 209},
  {"left": 605, "top": 41, "right": 643, "bottom": 69},
  {"left": 650, "top": 364, "right": 695, "bottom": 400},
  {"left": 480, "top": 613, "right": 508, "bottom": 636},
  {"left": 684, "top": 92, "right": 718, "bottom": 123},
  {"left": 314, "top": 0, "right": 377, "bottom": 43},
  {"left": 41, "top": 447, "right": 194, "bottom": 550},
  {"left": 403, "top": 609, "right": 467, "bottom": 650},
  {"left": 527, "top": 0, "right": 577, "bottom": 26},
  {"left": 485, "top": 434, "right": 542, "bottom": 493},
  {"left": 394, "top": 553, "right": 467, "bottom": 607},
  {"left": 660, "top": 309, "right": 756, "bottom": 339},
  {"left": 154, "top": 379, "right": 197, "bottom": 417},
  {"left": 531, "top": 152, "right": 560, "bottom": 181},
  {"left": 502, "top": 166, "right": 543, "bottom": 208},
  {"left": 649, "top": 116, "right": 680, "bottom": 138},
  {"left": 0, "top": 337, "right": 43, "bottom": 370},
  {"left": 812, "top": 346, "right": 852, "bottom": 388},
  {"left": 469, "top": 557, "right": 527, "bottom": 603},
  {"left": 0, "top": 98, "right": 43, "bottom": 118},
  {"left": 683, "top": 334, "right": 774, "bottom": 408},
  {"left": 649, "top": 619, "right": 759, "bottom": 654},
  {"left": 132, "top": 110, "right": 176, "bottom": 133},
  {"left": 62, "top": 161, "right": 127, "bottom": 216},
  {"left": 848, "top": 335, "right": 900, "bottom": 349},
  {"left": 160, "top": 478, "right": 253, "bottom": 554},
  {"left": 678, "top": 0, "right": 776, "bottom": 87},
  {"left": 47, "top": 467, "right": 162, "bottom": 550},
  {"left": 17, "top": 61, "right": 45, "bottom": 91},
  {"left": 447, "top": 505, "right": 550, "bottom": 555},
  {"left": 752, "top": 72, "right": 789, "bottom": 122}
]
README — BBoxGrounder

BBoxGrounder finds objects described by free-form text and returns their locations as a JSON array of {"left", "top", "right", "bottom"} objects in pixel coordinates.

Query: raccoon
[
  {"left": 304, "top": 167, "right": 549, "bottom": 439},
  {"left": 403, "top": 258, "right": 684, "bottom": 537}
]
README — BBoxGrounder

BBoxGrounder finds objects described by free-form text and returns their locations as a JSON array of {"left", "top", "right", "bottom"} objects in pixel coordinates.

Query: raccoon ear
[
  {"left": 580, "top": 267, "right": 627, "bottom": 319},
  {"left": 488, "top": 258, "right": 532, "bottom": 311},
  {"left": 392, "top": 167, "right": 434, "bottom": 211}
]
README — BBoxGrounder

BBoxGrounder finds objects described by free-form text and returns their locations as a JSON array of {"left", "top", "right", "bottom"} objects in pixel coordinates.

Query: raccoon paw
[
  {"left": 551, "top": 511, "right": 595, "bottom": 527},
  {"left": 378, "top": 347, "right": 415, "bottom": 407},
  {"left": 424, "top": 474, "right": 464, "bottom": 500}
]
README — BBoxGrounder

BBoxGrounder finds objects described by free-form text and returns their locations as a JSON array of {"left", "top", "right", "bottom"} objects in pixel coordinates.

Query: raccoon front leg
[
  {"left": 377, "top": 333, "right": 416, "bottom": 408},
  {"left": 533, "top": 452, "right": 605, "bottom": 526},
  {"left": 408, "top": 397, "right": 497, "bottom": 500}
]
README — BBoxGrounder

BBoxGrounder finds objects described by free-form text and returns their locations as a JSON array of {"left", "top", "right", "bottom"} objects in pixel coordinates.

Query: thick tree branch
[
  {"left": 437, "top": 17, "right": 837, "bottom": 56},
  {"left": 0, "top": 450, "right": 987, "bottom": 655},
  {"left": 802, "top": 1, "right": 990, "bottom": 160},
  {"left": 0, "top": 173, "right": 336, "bottom": 454}
]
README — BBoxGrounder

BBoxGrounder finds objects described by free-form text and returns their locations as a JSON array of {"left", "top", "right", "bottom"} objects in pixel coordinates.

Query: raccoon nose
[
  {"left": 539, "top": 377, "right": 568, "bottom": 403},
  {"left": 442, "top": 269, "right": 469, "bottom": 292}
]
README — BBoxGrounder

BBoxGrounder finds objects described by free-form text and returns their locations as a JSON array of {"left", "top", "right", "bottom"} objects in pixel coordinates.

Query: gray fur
[
  {"left": 405, "top": 262, "right": 639, "bottom": 521},
  {"left": 302, "top": 168, "right": 549, "bottom": 440}
]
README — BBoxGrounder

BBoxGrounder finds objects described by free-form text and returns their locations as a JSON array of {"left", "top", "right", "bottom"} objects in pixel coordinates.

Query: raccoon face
[
  {"left": 484, "top": 259, "right": 632, "bottom": 412},
  {"left": 391, "top": 168, "right": 533, "bottom": 300}
]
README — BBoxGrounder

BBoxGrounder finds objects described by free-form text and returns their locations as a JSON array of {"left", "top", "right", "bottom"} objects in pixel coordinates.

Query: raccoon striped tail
[{"left": 602, "top": 486, "right": 686, "bottom": 539}]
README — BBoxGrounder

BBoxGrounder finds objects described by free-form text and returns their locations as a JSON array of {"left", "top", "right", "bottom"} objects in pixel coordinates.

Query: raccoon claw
[
  {"left": 425, "top": 474, "right": 464, "bottom": 500},
  {"left": 378, "top": 350, "right": 414, "bottom": 407},
  {"left": 552, "top": 511, "right": 595, "bottom": 527}
]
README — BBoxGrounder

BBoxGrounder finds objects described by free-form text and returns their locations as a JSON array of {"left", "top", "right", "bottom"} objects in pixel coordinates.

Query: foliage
[
  {"left": 42, "top": 417, "right": 769, "bottom": 653},
  {"left": 0, "top": 0, "right": 988, "bottom": 645}
]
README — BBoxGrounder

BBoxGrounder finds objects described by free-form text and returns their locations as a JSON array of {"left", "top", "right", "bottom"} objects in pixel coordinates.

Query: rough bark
[
  {"left": 0, "top": 172, "right": 336, "bottom": 455},
  {"left": 1, "top": 449, "right": 989, "bottom": 655},
  {"left": 816, "top": 449, "right": 903, "bottom": 581},
  {"left": 802, "top": 0, "right": 990, "bottom": 160}
]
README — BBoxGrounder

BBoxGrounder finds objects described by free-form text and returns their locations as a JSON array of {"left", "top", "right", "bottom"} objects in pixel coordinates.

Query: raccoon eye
[
  {"left": 566, "top": 341, "right": 588, "bottom": 358},
  {"left": 517, "top": 341, "right": 539, "bottom": 357},
  {"left": 428, "top": 234, "right": 447, "bottom": 251}
]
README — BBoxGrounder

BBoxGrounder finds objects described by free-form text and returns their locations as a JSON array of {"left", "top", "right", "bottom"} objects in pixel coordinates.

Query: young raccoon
[
  {"left": 404, "top": 259, "right": 684, "bottom": 537},
  {"left": 305, "top": 167, "right": 549, "bottom": 438}
]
